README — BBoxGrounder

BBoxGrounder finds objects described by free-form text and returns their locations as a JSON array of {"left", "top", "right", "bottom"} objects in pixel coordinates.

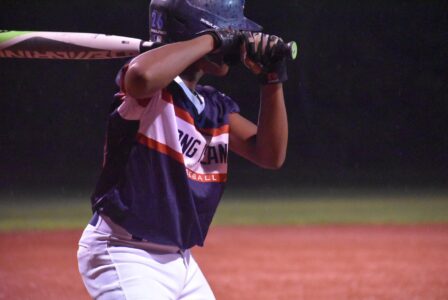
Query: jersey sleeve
[
  {"left": 219, "top": 92, "right": 240, "bottom": 115},
  {"left": 198, "top": 85, "right": 240, "bottom": 116}
]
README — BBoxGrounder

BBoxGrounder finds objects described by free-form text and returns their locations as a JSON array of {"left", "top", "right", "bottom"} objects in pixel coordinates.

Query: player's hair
[{"left": 149, "top": 0, "right": 262, "bottom": 43}]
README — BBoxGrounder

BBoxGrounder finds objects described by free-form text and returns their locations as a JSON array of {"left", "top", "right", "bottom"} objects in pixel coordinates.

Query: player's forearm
[
  {"left": 254, "top": 83, "right": 288, "bottom": 169},
  {"left": 124, "top": 35, "right": 214, "bottom": 99}
]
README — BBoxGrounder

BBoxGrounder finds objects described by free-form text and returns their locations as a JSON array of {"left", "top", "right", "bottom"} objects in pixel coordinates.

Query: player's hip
[
  {"left": 76, "top": 217, "right": 215, "bottom": 299},
  {"left": 79, "top": 213, "right": 182, "bottom": 254}
]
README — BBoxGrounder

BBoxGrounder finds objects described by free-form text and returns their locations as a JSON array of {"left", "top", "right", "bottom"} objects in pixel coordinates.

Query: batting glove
[
  {"left": 241, "top": 31, "right": 288, "bottom": 85},
  {"left": 197, "top": 29, "right": 243, "bottom": 56}
]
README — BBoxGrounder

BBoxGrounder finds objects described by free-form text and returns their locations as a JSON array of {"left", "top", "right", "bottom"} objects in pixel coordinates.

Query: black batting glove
[
  {"left": 197, "top": 29, "right": 243, "bottom": 56},
  {"left": 259, "top": 58, "right": 288, "bottom": 85},
  {"left": 241, "top": 32, "right": 288, "bottom": 85}
]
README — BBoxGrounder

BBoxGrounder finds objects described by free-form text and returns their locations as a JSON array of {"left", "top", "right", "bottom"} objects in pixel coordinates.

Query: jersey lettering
[
  {"left": 178, "top": 129, "right": 202, "bottom": 158},
  {"left": 201, "top": 144, "right": 228, "bottom": 165}
]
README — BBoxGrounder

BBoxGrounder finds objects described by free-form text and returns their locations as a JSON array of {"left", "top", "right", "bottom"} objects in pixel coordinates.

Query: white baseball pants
[{"left": 77, "top": 214, "right": 215, "bottom": 300}]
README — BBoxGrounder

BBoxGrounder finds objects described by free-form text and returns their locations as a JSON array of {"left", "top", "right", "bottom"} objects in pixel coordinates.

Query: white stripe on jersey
[{"left": 119, "top": 86, "right": 229, "bottom": 180}]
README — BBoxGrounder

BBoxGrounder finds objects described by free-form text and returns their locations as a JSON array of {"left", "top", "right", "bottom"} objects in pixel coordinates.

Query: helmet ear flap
[
  {"left": 150, "top": 9, "right": 168, "bottom": 43},
  {"left": 168, "top": 14, "right": 193, "bottom": 42},
  {"left": 150, "top": 7, "right": 193, "bottom": 43}
]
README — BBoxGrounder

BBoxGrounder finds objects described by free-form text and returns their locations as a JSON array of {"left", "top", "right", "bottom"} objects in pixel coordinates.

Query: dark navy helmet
[{"left": 149, "top": 0, "right": 263, "bottom": 43}]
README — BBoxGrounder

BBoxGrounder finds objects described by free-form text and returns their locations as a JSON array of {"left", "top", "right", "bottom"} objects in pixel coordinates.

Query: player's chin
[
  {"left": 206, "top": 62, "right": 229, "bottom": 77},
  {"left": 202, "top": 56, "right": 229, "bottom": 77}
]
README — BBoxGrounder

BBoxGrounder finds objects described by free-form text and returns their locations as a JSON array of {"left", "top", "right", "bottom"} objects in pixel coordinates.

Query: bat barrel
[{"left": 0, "top": 30, "right": 146, "bottom": 60}]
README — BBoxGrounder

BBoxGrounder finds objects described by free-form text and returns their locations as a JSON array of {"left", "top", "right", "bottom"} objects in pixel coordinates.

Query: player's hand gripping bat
[{"left": 0, "top": 30, "right": 297, "bottom": 60}]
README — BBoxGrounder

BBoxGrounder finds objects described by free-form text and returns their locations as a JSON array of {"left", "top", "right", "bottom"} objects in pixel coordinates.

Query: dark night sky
[{"left": 1, "top": 0, "right": 447, "bottom": 192}]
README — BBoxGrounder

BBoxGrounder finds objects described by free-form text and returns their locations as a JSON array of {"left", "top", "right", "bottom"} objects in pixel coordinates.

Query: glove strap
[{"left": 258, "top": 60, "right": 288, "bottom": 85}]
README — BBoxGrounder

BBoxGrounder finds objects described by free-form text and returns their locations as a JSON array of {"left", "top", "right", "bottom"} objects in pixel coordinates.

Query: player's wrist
[
  {"left": 193, "top": 34, "right": 216, "bottom": 53},
  {"left": 196, "top": 29, "right": 243, "bottom": 54},
  {"left": 259, "top": 82, "right": 283, "bottom": 96}
]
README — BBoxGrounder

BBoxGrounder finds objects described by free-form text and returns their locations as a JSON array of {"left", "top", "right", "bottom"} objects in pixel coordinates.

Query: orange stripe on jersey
[
  {"left": 161, "top": 90, "right": 195, "bottom": 125},
  {"left": 161, "top": 89, "right": 195, "bottom": 125},
  {"left": 162, "top": 89, "right": 229, "bottom": 137},
  {"left": 137, "top": 133, "right": 184, "bottom": 164},
  {"left": 185, "top": 168, "right": 227, "bottom": 183},
  {"left": 174, "top": 106, "right": 195, "bottom": 125},
  {"left": 199, "top": 125, "right": 230, "bottom": 136}
]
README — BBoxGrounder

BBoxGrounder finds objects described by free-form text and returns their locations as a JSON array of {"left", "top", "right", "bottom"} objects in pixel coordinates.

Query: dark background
[{"left": 1, "top": 0, "right": 447, "bottom": 194}]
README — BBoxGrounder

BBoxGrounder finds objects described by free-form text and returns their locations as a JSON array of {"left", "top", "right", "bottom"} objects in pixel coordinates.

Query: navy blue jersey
[{"left": 91, "top": 72, "right": 239, "bottom": 250}]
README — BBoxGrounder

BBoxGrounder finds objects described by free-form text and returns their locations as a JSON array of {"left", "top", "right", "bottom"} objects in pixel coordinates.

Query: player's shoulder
[
  {"left": 197, "top": 85, "right": 226, "bottom": 99},
  {"left": 197, "top": 85, "right": 240, "bottom": 114}
]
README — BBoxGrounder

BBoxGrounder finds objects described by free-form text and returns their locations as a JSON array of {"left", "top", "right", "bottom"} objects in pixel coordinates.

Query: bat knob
[
  {"left": 270, "top": 40, "right": 298, "bottom": 61},
  {"left": 286, "top": 41, "right": 298, "bottom": 60},
  {"left": 277, "top": 40, "right": 298, "bottom": 61}
]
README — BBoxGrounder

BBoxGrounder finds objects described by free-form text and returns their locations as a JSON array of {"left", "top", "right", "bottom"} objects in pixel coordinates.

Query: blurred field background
[
  {"left": 1, "top": 189, "right": 447, "bottom": 231},
  {"left": 1, "top": 2, "right": 447, "bottom": 299},
  {"left": 1, "top": 1, "right": 447, "bottom": 231},
  {"left": 1, "top": 0, "right": 447, "bottom": 197}
]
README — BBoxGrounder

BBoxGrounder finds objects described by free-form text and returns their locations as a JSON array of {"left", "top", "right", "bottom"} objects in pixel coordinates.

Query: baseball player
[{"left": 77, "top": 0, "right": 289, "bottom": 299}]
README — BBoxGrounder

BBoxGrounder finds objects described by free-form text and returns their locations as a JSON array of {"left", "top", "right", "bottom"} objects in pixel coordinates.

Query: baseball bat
[
  {"left": 0, "top": 30, "right": 297, "bottom": 60},
  {"left": 0, "top": 30, "right": 154, "bottom": 60},
  {"left": 283, "top": 41, "right": 298, "bottom": 60}
]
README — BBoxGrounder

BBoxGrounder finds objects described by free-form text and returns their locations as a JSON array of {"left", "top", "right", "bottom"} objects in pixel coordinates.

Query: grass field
[{"left": 0, "top": 189, "right": 447, "bottom": 231}]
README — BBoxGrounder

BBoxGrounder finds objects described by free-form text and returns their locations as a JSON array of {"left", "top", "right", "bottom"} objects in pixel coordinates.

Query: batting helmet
[{"left": 149, "top": 0, "right": 263, "bottom": 43}]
